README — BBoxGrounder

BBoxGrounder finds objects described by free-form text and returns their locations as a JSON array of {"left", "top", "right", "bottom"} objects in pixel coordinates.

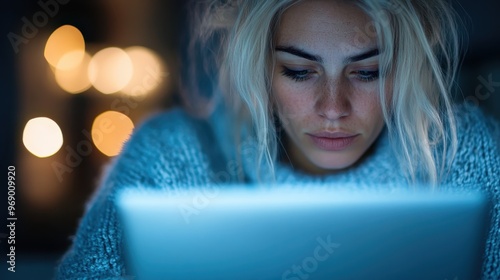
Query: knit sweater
[{"left": 55, "top": 104, "right": 500, "bottom": 279}]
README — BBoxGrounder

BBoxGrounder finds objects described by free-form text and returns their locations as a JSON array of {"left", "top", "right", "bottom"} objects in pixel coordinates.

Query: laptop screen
[{"left": 116, "top": 186, "right": 490, "bottom": 280}]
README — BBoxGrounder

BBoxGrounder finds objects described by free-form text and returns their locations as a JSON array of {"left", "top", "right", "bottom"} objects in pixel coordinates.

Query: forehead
[{"left": 275, "top": 0, "right": 376, "bottom": 51}]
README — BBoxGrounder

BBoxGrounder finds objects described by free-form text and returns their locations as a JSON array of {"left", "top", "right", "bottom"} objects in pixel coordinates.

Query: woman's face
[{"left": 272, "top": 0, "right": 386, "bottom": 174}]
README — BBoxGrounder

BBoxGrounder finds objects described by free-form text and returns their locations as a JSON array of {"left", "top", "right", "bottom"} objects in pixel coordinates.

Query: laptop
[{"left": 116, "top": 185, "right": 491, "bottom": 280}]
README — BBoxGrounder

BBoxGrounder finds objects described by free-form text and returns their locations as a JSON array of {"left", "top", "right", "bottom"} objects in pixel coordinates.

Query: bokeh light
[
  {"left": 88, "top": 47, "right": 134, "bottom": 94},
  {"left": 23, "top": 117, "right": 64, "bottom": 158},
  {"left": 55, "top": 51, "right": 92, "bottom": 94},
  {"left": 121, "top": 46, "right": 165, "bottom": 96},
  {"left": 91, "top": 111, "right": 134, "bottom": 156},
  {"left": 44, "top": 25, "right": 85, "bottom": 70}
]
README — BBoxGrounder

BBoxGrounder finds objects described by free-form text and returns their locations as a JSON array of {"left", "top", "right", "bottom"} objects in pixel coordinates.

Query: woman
[{"left": 56, "top": 0, "right": 500, "bottom": 278}]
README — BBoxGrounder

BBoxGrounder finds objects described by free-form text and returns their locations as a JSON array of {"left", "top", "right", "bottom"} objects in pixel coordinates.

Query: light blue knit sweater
[{"left": 55, "top": 104, "right": 500, "bottom": 279}]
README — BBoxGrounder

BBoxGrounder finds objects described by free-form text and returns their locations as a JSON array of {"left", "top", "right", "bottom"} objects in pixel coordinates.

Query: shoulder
[
  {"left": 122, "top": 107, "right": 210, "bottom": 157},
  {"left": 453, "top": 103, "right": 499, "bottom": 153},
  {"left": 448, "top": 103, "right": 500, "bottom": 188},
  {"left": 128, "top": 107, "right": 206, "bottom": 143},
  {"left": 450, "top": 106, "right": 500, "bottom": 278},
  {"left": 454, "top": 103, "right": 499, "bottom": 134},
  {"left": 100, "top": 107, "right": 216, "bottom": 193},
  {"left": 55, "top": 108, "right": 218, "bottom": 279}
]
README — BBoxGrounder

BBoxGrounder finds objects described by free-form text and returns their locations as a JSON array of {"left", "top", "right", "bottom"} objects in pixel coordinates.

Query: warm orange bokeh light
[
  {"left": 91, "top": 111, "right": 134, "bottom": 157},
  {"left": 44, "top": 25, "right": 85, "bottom": 70},
  {"left": 55, "top": 51, "right": 92, "bottom": 94}
]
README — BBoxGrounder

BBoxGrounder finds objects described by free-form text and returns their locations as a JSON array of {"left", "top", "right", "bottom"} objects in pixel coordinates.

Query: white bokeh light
[
  {"left": 88, "top": 47, "right": 134, "bottom": 94},
  {"left": 23, "top": 117, "right": 64, "bottom": 158}
]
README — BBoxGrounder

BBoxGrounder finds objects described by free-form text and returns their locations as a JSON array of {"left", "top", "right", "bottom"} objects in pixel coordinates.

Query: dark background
[{"left": 1, "top": 0, "right": 499, "bottom": 279}]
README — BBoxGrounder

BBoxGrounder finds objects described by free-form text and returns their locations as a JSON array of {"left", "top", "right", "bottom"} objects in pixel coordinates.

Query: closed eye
[{"left": 281, "top": 67, "right": 313, "bottom": 82}]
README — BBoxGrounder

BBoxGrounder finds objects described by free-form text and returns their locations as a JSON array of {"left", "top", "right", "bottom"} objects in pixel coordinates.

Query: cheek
[
  {"left": 272, "top": 78, "right": 314, "bottom": 123},
  {"left": 350, "top": 85, "right": 385, "bottom": 127}
]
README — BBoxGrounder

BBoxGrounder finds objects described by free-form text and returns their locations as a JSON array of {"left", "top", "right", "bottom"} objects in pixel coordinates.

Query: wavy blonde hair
[{"left": 183, "top": 0, "right": 462, "bottom": 185}]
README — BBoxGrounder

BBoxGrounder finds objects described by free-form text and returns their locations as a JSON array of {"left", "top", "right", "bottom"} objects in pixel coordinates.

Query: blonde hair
[{"left": 184, "top": 0, "right": 462, "bottom": 185}]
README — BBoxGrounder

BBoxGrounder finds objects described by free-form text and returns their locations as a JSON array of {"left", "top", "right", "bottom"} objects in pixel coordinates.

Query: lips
[{"left": 307, "top": 131, "right": 359, "bottom": 151}]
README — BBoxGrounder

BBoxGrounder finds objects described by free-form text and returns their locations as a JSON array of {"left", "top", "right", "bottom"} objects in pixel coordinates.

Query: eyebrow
[
  {"left": 344, "top": 48, "right": 380, "bottom": 64},
  {"left": 275, "top": 46, "right": 323, "bottom": 63},
  {"left": 275, "top": 46, "right": 380, "bottom": 65}
]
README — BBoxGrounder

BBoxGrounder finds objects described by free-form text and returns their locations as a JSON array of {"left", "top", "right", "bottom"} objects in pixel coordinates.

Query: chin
[{"left": 309, "top": 151, "right": 362, "bottom": 172}]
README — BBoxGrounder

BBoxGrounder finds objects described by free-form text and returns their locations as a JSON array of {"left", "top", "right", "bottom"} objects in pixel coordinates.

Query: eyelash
[
  {"left": 355, "top": 70, "right": 379, "bottom": 82},
  {"left": 281, "top": 68, "right": 380, "bottom": 83},
  {"left": 281, "top": 67, "right": 312, "bottom": 82}
]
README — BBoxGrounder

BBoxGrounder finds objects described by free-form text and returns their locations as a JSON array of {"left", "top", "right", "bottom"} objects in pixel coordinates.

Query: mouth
[{"left": 306, "top": 131, "right": 359, "bottom": 151}]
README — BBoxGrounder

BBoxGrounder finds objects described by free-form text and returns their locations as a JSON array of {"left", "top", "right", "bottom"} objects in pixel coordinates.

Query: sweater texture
[{"left": 55, "top": 104, "right": 500, "bottom": 279}]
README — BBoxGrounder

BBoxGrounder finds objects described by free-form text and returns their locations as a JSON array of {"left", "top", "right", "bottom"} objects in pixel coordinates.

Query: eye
[
  {"left": 281, "top": 67, "right": 313, "bottom": 82},
  {"left": 355, "top": 70, "right": 379, "bottom": 82}
]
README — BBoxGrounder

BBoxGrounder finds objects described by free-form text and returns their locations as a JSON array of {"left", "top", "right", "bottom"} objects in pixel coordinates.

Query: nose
[{"left": 315, "top": 78, "right": 351, "bottom": 120}]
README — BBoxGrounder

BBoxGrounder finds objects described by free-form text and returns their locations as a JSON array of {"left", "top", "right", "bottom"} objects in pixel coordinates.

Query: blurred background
[{"left": 1, "top": 0, "right": 499, "bottom": 279}]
